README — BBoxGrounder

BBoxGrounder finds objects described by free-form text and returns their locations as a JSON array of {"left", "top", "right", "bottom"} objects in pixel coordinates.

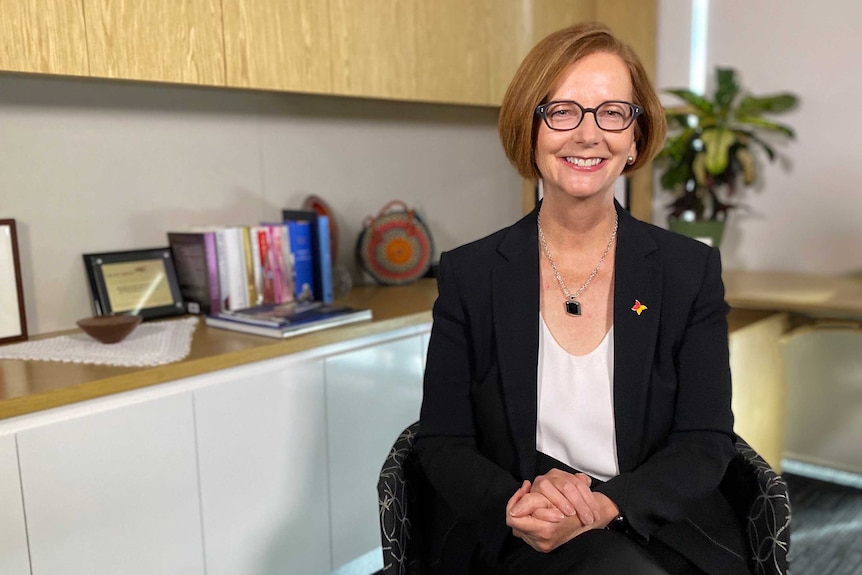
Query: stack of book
[
  {"left": 167, "top": 210, "right": 359, "bottom": 339},
  {"left": 204, "top": 301, "right": 372, "bottom": 339},
  {"left": 167, "top": 210, "right": 334, "bottom": 316}
]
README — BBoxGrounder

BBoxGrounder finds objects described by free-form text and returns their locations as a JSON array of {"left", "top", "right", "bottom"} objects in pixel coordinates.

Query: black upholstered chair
[{"left": 377, "top": 422, "right": 791, "bottom": 575}]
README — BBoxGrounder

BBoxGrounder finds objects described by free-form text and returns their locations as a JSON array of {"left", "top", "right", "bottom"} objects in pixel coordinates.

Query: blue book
[
  {"left": 316, "top": 215, "right": 334, "bottom": 303},
  {"left": 286, "top": 220, "right": 316, "bottom": 302},
  {"left": 205, "top": 301, "right": 372, "bottom": 339}
]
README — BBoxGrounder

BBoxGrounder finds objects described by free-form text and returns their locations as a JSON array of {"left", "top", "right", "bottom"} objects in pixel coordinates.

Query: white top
[{"left": 536, "top": 316, "right": 619, "bottom": 481}]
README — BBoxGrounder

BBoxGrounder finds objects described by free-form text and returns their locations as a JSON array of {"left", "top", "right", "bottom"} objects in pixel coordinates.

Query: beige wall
[{"left": 0, "top": 75, "right": 521, "bottom": 334}]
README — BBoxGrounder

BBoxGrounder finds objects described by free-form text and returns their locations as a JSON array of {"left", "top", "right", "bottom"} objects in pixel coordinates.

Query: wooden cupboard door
[
  {"left": 223, "top": 0, "right": 331, "bottom": 93},
  {"left": 17, "top": 394, "right": 205, "bottom": 575},
  {"left": 0, "top": 434, "right": 30, "bottom": 575},
  {"left": 0, "top": 0, "right": 88, "bottom": 76},
  {"left": 329, "top": 0, "right": 416, "bottom": 101},
  {"left": 530, "top": 0, "right": 597, "bottom": 45},
  {"left": 414, "top": 0, "right": 493, "bottom": 105},
  {"left": 487, "top": 3, "right": 532, "bottom": 106},
  {"left": 82, "top": 0, "right": 224, "bottom": 85},
  {"left": 325, "top": 334, "right": 425, "bottom": 571},
  {"left": 194, "top": 358, "right": 331, "bottom": 575}
]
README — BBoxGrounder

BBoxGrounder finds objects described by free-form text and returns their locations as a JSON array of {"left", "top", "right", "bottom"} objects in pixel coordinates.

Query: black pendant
[{"left": 565, "top": 299, "right": 582, "bottom": 317}]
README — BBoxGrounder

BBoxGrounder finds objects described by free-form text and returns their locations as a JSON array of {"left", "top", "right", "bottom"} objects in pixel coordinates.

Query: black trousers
[{"left": 474, "top": 528, "right": 707, "bottom": 575}]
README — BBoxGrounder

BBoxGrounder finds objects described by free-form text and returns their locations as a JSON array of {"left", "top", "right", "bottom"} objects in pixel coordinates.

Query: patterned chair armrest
[
  {"left": 378, "top": 421, "right": 424, "bottom": 575},
  {"left": 720, "top": 437, "right": 792, "bottom": 575}
]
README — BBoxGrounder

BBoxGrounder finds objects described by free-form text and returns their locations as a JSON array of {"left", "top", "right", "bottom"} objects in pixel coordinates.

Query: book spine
[
  {"left": 213, "top": 229, "right": 231, "bottom": 312},
  {"left": 203, "top": 231, "right": 222, "bottom": 314},
  {"left": 241, "top": 226, "right": 259, "bottom": 307},
  {"left": 224, "top": 227, "right": 249, "bottom": 310},
  {"left": 316, "top": 216, "right": 334, "bottom": 303},
  {"left": 287, "top": 220, "right": 315, "bottom": 302},
  {"left": 168, "top": 231, "right": 220, "bottom": 315},
  {"left": 277, "top": 224, "right": 295, "bottom": 303},
  {"left": 267, "top": 224, "right": 292, "bottom": 304}
]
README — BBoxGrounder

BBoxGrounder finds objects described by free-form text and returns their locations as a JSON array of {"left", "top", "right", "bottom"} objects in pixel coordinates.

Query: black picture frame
[
  {"left": 82, "top": 247, "right": 186, "bottom": 320},
  {"left": 0, "top": 219, "right": 28, "bottom": 344}
]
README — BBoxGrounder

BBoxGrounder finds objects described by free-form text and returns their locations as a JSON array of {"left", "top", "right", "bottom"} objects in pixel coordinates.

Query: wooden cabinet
[
  {"left": 17, "top": 394, "right": 205, "bottom": 575},
  {"left": 194, "top": 358, "right": 331, "bottom": 575},
  {"left": 82, "top": 0, "right": 224, "bottom": 85},
  {"left": 325, "top": 334, "right": 426, "bottom": 570},
  {"left": 222, "top": 0, "right": 331, "bottom": 93},
  {"left": 0, "top": 434, "right": 30, "bottom": 575},
  {"left": 0, "top": 0, "right": 88, "bottom": 76},
  {"left": 329, "top": 0, "right": 416, "bottom": 101},
  {"left": 413, "top": 1, "right": 493, "bottom": 105}
]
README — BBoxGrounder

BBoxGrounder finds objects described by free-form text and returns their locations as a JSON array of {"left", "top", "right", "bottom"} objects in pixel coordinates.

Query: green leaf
[
  {"left": 737, "top": 131, "right": 777, "bottom": 161},
  {"left": 660, "top": 160, "right": 691, "bottom": 191},
  {"left": 715, "top": 68, "right": 740, "bottom": 111},
  {"left": 662, "top": 128, "right": 696, "bottom": 160},
  {"left": 665, "top": 89, "right": 714, "bottom": 115},
  {"left": 736, "top": 94, "right": 798, "bottom": 117},
  {"left": 735, "top": 116, "right": 796, "bottom": 138},
  {"left": 701, "top": 128, "right": 736, "bottom": 175}
]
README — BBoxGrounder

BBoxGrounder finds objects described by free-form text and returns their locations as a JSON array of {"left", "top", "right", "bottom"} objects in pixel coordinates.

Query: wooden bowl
[{"left": 76, "top": 315, "right": 142, "bottom": 344}]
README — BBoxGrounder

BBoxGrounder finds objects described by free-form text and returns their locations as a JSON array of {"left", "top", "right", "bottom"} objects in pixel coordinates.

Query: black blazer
[{"left": 416, "top": 203, "right": 750, "bottom": 575}]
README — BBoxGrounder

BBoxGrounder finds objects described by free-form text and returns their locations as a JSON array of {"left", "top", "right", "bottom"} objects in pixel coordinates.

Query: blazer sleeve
[
  {"left": 594, "top": 246, "right": 737, "bottom": 539},
  {"left": 415, "top": 251, "right": 521, "bottom": 558}
]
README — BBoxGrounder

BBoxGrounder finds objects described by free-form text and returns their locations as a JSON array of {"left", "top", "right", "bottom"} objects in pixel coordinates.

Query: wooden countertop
[
  {"left": 0, "top": 280, "right": 438, "bottom": 421},
  {"left": 724, "top": 269, "right": 862, "bottom": 319},
  {"left": 3, "top": 269, "right": 861, "bottom": 422}
]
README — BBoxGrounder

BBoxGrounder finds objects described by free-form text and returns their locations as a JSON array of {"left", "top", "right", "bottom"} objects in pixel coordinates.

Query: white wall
[
  {"left": 655, "top": 0, "right": 862, "bottom": 276},
  {"left": 0, "top": 75, "right": 521, "bottom": 334}
]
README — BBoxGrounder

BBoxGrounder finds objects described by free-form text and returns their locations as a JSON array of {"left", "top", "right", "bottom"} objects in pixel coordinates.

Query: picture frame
[
  {"left": 0, "top": 219, "right": 28, "bottom": 344},
  {"left": 82, "top": 247, "right": 186, "bottom": 320}
]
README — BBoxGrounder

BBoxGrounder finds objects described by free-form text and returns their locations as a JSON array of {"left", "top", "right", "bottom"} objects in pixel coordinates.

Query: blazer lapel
[
  {"left": 493, "top": 207, "right": 541, "bottom": 479},
  {"left": 613, "top": 205, "right": 662, "bottom": 472}
]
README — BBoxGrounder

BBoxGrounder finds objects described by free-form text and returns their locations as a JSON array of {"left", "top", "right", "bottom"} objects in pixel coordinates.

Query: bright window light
[{"left": 690, "top": 0, "right": 709, "bottom": 94}]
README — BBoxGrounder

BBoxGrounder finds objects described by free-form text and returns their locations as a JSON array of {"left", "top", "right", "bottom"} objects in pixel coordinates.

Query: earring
[{"left": 627, "top": 156, "right": 635, "bottom": 165}]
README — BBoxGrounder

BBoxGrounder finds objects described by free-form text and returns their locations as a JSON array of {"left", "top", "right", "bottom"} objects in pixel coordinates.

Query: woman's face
[{"left": 535, "top": 52, "right": 638, "bottom": 203}]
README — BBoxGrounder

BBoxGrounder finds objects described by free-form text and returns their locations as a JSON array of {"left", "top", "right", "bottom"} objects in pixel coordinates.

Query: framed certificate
[
  {"left": 0, "top": 219, "right": 27, "bottom": 344},
  {"left": 83, "top": 247, "right": 186, "bottom": 320}
]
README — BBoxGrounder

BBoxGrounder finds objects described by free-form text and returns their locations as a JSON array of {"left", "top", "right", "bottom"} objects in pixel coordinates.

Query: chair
[{"left": 377, "top": 422, "right": 791, "bottom": 575}]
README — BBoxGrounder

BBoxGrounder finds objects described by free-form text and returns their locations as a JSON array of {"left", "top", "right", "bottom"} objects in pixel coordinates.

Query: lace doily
[{"left": 0, "top": 317, "right": 199, "bottom": 367}]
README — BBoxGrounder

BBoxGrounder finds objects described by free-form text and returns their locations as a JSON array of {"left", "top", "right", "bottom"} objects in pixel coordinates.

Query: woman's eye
[{"left": 551, "top": 108, "right": 571, "bottom": 117}]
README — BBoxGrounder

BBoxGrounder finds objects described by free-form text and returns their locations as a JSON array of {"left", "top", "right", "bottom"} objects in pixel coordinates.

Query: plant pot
[{"left": 668, "top": 220, "right": 726, "bottom": 248}]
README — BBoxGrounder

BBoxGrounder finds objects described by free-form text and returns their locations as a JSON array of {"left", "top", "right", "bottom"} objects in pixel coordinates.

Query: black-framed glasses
[{"left": 535, "top": 100, "right": 643, "bottom": 132}]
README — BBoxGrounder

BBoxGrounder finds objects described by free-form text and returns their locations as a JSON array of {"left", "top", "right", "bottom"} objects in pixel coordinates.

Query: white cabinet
[
  {"left": 0, "top": 434, "right": 29, "bottom": 575},
  {"left": 194, "top": 358, "right": 331, "bottom": 575},
  {"left": 16, "top": 393, "right": 204, "bottom": 575},
  {"left": 4, "top": 324, "right": 431, "bottom": 575},
  {"left": 325, "top": 335, "right": 425, "bottom": 570}
]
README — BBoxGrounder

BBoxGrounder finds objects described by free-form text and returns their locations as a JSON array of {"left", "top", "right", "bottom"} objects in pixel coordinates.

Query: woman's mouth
[{"left": 563, "top": 157, "right": 605, "bottom": 169}]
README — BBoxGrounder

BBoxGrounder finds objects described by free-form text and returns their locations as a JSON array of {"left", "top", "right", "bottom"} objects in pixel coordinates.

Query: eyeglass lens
[{"left": 542, "top": 101, "right": 636, "bottom": 131}]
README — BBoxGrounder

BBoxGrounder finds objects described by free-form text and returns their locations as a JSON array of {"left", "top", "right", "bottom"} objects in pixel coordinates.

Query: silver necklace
[{"left": 537, "top": 209, "right": 618, "bottom": 317}]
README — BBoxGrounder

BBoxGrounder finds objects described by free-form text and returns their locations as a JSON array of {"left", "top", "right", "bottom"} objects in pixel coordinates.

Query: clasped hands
[{"left": 506, "top": 469, "right": 618, "bottom": 553}]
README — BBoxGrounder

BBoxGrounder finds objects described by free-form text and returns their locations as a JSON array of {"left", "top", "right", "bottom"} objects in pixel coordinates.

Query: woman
[{"left": 415, "top": 23, "right": 751, "bottom": 575}]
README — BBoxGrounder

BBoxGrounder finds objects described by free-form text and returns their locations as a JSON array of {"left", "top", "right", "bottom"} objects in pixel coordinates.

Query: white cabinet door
[
  {"left": 17, "top": 393, "right": 204, "bottom": 575},
  {"left": 0, "top": 434, "right": 29, "bottom": 575},
  {"left": 194, "top": 358, "right": 331, "bottom": 575},
  {"left": 325, "top": 335, "right": 425, "bottom": 570}
]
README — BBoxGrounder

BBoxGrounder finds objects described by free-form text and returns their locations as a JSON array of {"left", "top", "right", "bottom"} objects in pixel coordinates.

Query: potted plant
[{"left": 656, "top": 67, "right": 799, "bottom": 247}]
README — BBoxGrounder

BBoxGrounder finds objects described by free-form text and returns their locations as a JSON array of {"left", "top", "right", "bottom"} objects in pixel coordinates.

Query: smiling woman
[{"left": 0, "top": 219, "right": 27, "bottom": 344}]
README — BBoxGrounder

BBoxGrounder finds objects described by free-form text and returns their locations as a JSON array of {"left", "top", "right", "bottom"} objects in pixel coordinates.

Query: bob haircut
[{"left": 499, "top": 22, "right": 666, "bottom": 181}]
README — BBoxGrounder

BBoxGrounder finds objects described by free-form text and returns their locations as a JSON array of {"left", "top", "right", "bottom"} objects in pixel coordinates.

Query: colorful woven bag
[{"left": 356, "top": 201, "right": 434, "bottom": 285}]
